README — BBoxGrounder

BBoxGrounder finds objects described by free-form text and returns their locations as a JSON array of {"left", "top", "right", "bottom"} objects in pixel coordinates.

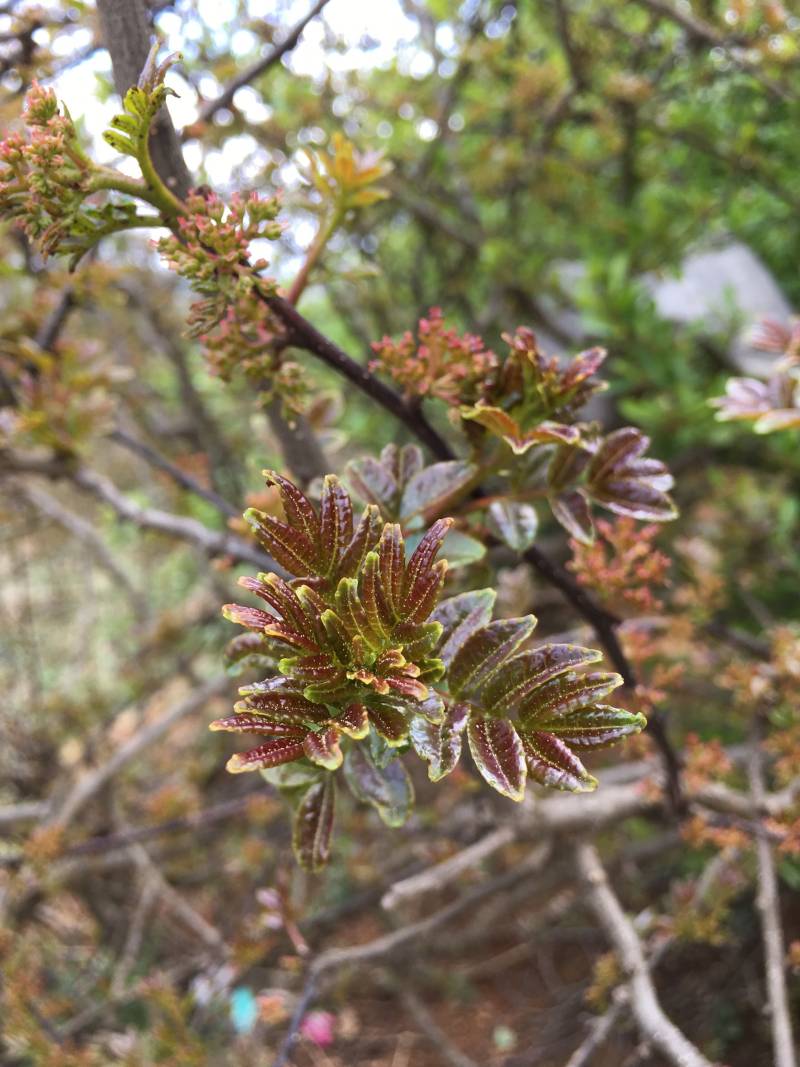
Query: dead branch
[
  {"left": 574, "top": 841, "right": 715, "bottom": 1067},
  {"left": 748, "top": 719, "right": 798, "bottom": 1067}
]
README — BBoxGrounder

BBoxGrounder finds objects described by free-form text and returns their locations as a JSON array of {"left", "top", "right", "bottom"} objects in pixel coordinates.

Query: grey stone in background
[
  {"left": 538, "top": 240, "right": 792, "bottom": 377},
  {"left": 642, "top": 241, "right": 793, "bottom": 375}
]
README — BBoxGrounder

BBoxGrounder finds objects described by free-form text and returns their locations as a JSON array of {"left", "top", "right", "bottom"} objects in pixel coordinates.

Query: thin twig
[
  {"left": 395, "top": 987, "right": 480, "bottom": 1067},
  {"left": 15, "top": 479, "right": 148, "bottom": 618},
  {"left": 273, "top": 844, "right": 552, "bottom": 1067},
  {"left": 748, "top": 715, "right": 798, "bottom": 1067},
  {"left": 574, "top": 842, "right": 715, "bottom": 1067},
  {"left": 109, "top": 427, "right": 237, "bottom": 517},
  {"left": 46, "top": 674, "right": 228, "bottom": 828},
  {"left": 191, "top": 0, "right": 332, "bottom": 130},
  {"left": 1, "top": 453, "right": 280, "bottom": 571}
]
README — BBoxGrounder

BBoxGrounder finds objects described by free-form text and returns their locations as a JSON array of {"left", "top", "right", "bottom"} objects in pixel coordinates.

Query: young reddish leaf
[
  {"left": 303, "top": 727, "right": 343, "bottom": 770},
  {"left": 334, "top": 577, "right": 381, "bottom": 649},
  {"left": 520, "top": 730, "right": 598, "bottom": 792},
  {"left": 449, "top": 616, "right": 537, "bottom": 698},
  {"left": 263, "top": 469, "right": 319, "bottom": 545},
  {"left": 338, "top": 504, "right": 383, "bottom": 578},
  {"left": 551, "top": 489, "right": 594, "bottom": 544},
  {"left": 399, "top": 461, "right": 476, "bottom": 524},
  {"left": 519, "top": 670, "right": 624, "bottom": 724},
  {"left": 538, "top": 704, "right": 647, "bottom": 748},
  {"left": 403, "top": 518, "right": 452, "bottom": 601},
  {"left": 432, "top": 589, "right": 496, "bottom": 666},
  {"left": 335, "top": 702, "right": 370, "bottom": 739},
  {"left": 482, "top": 644, "right": 604, "bottom": 714},
  {"left": 378, "top": 523, "right": 404, "bottom": 621},
  {"left": 222, "top": 603, "right": 275, "bottom": 632},
  {"left": 467, "top": 717, "right": 526, "bottom": 801},
  {"left": 226, "top": 736, "right": 307, "bottom": 773},
  {"left": 239, "top": 574, "right": 308, "bottom": 635},
  {"left": 235, "top": 691, "right": 323, "bottom": 724},
  {"left": 367, "top": 700, "right": 409, "bottom": 745},
  {"left": 292, "top": 776, "right": 335, "bottom": 872},
  {"left": 319, "top": 474, "right": 353, "bottom": 574},
  {"left": 343, "top": 745, "right": 414, "bottom": 826},
  {"left": 245, "top": 509, "right": 319, "bottom": 577},
  {"left": 209, "top": 714, "right": 306, "bottom": 735},
  {"left": 488, "top": 500, "right": 539, "bottom": 553},
  {"left": 409, "top": 700, "right": 469, "bottom": 781},
  {"left": 403, "top": 561, "right": 448, "bottom": 624}
]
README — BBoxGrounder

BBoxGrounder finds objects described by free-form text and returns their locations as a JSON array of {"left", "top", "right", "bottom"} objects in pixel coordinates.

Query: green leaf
[
  {"left": 487, "top": 500, "right": 539, "bottom": 552},
  {"left": 520, "top": 731, "right": 597, "bottom": 792},
  {"left": 292, "top": 777, "right": 335, "bottom": 872},
  {"left": 343, "top": 744, "right": 414, "bottom": 826},
  {"left": 467, "top": 717, "right": 526, "bottom": 801}
]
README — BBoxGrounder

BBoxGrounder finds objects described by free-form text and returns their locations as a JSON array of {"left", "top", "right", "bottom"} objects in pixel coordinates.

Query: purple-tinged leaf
[
  {"left": 591, "top": 479, "right": 678, "bottom": 522},
  {"left": 488, "top": 500, "right": 539, "bottom": 553},
  {"left": 538, "top": 704, "right": 646, "bottom": 748},
  {"left": 399, "top": 461, "right": 476, "bottom": 524},
  {"left": 449, "top": 616, "right": 537, "bottom": 698},
  {"left": 587, "top": 428, "right": 649, "bottom": 484},
  {"left": 410, "top": 700, "right": 470, "bottom": 781},
  {"left": 467, "top": 717, "right": 526, "bottom": 801},
  {"left": 548, "top": 443, "right": 591, "bottom": 492},
  {"left": 226, "top": 736, "right": 306, "bottom": 773},
  {"left": 519, "top": 671, "right": 623, "bottom": 724},
  {"left": 397, "top": 443, "right": 424, "bottom": 485},
  {"left": 520, "top": 731, "right": 597, "bottom": 792},
  {"left": 292, "top": 776, "right": 335, "bottom": 872},
  {"left": 345, "top": 455, "right": 399, "bottom": 514},
  {"left": 482, "top": 644, "right": 604, "bottom": 714},
  {"left": 432, "top": 589, "right": 496, "bottom": 667},
  {"left": 343, "top": 745, "right": 414, "bottom": 826},
  {"left": 303, "top": 727, "right": 343, "bottom": 770},
  {"left": 550, "top": 489, "right": 594, "bottom": 544}
]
